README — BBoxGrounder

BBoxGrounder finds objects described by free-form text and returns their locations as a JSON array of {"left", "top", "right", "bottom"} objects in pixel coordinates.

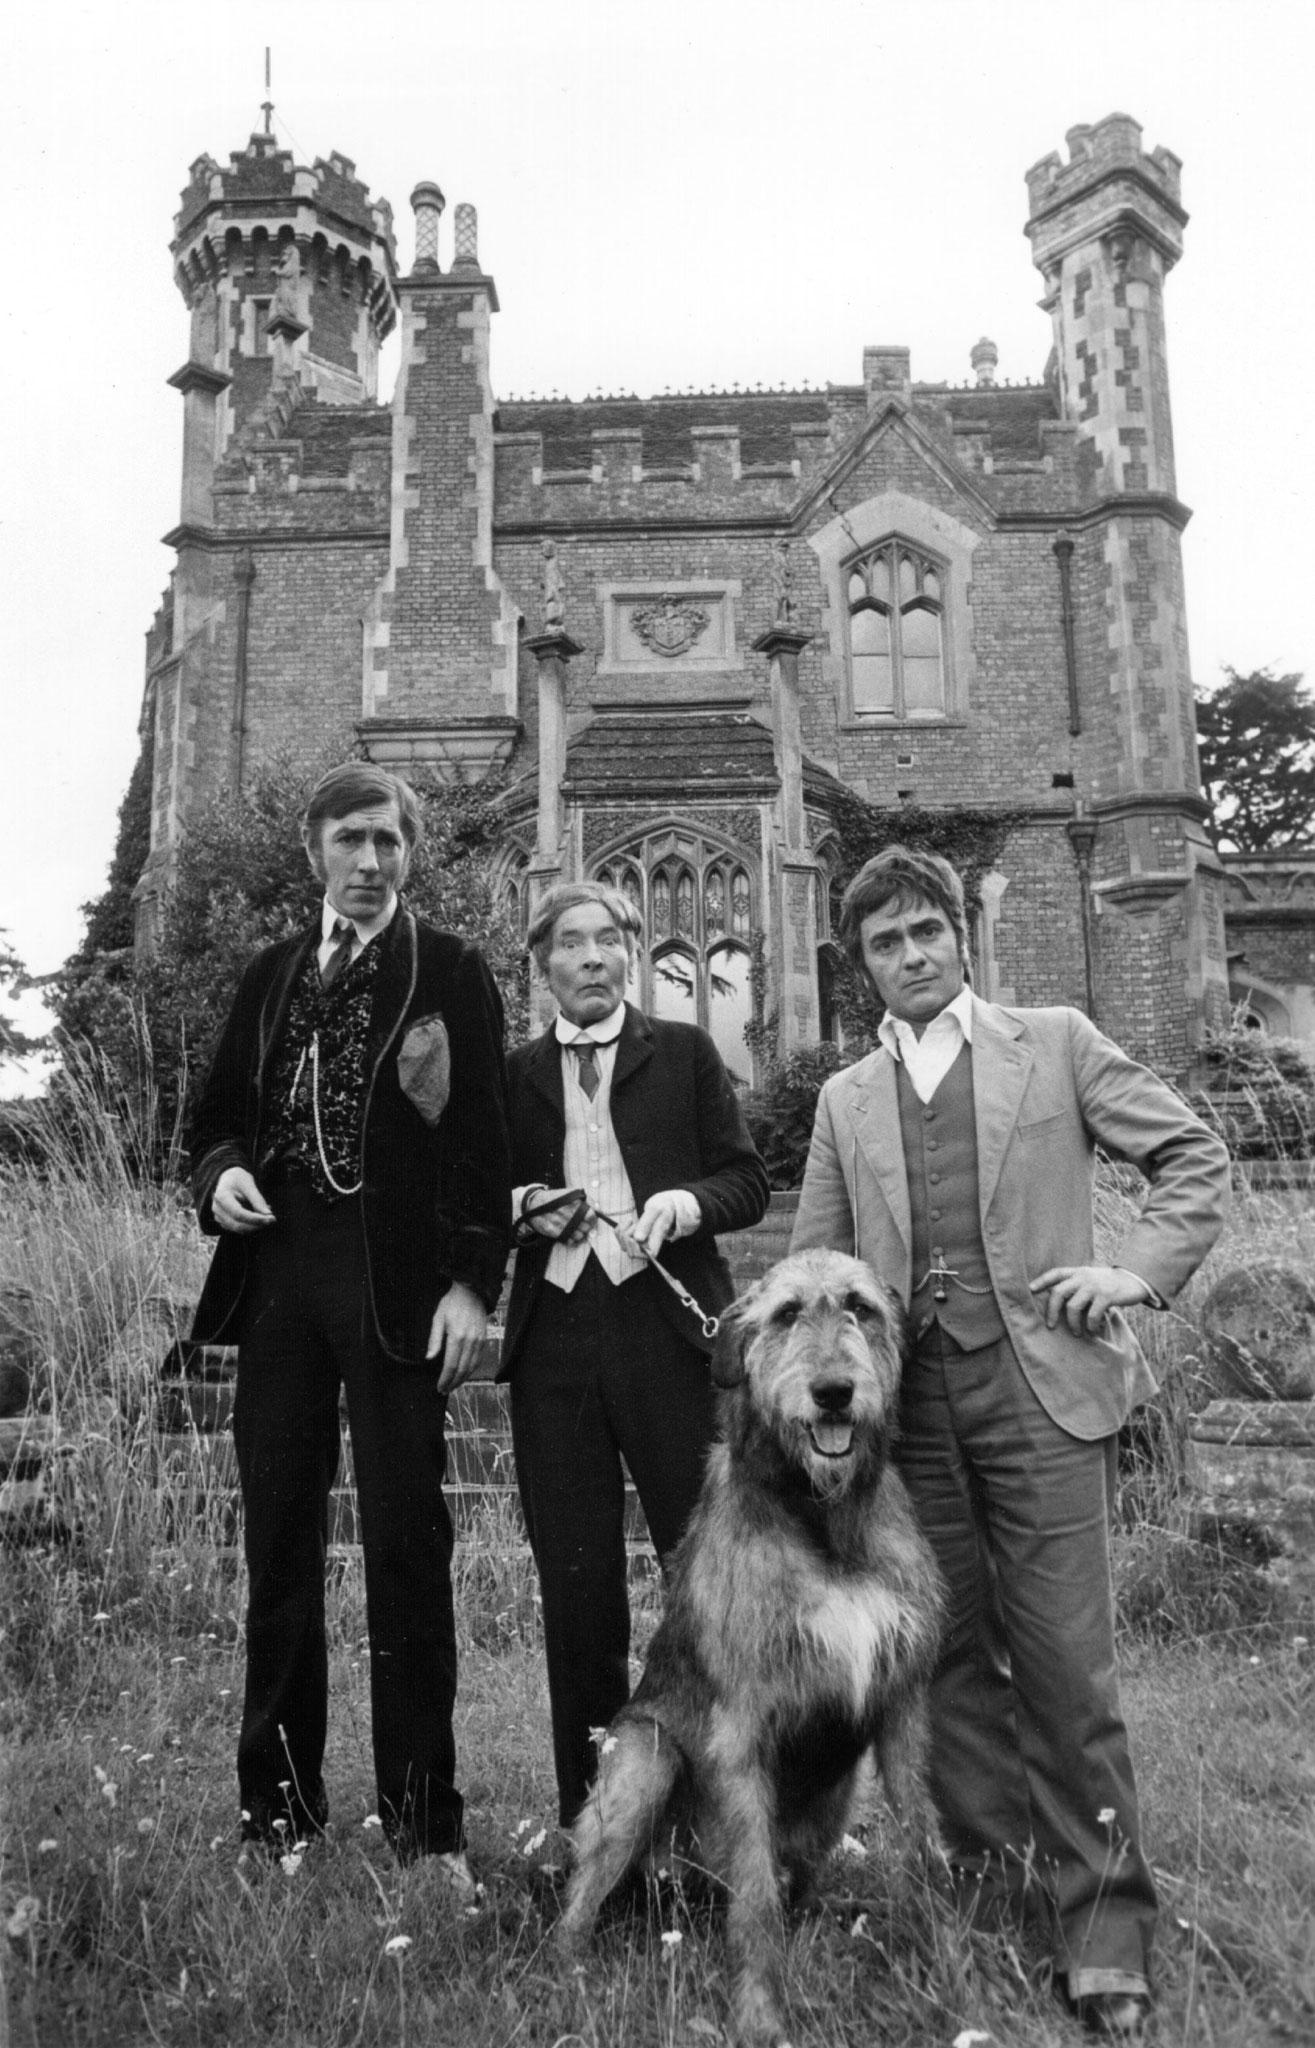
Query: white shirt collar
[
  {"left": 554, "top": 1001, "right": 627, "bottom": 1047},
  {"left": 321, "top": 893, "right": 398, "bottom": 947},
  {"left": 878, "top": 984, "right": 975, "bottom": 1063}
]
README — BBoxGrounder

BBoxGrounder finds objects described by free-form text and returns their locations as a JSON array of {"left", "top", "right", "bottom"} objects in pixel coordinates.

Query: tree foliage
[
  {"left": 50, "top": 755, "right": 528, "bottom": 1160},
  {"left": 1196, "top": 667, "right": 1315, "bottom": 851}
]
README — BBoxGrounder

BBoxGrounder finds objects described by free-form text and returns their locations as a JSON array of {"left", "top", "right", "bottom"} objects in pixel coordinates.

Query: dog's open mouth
[{"left": 805, "top": 1419, "right": 854, "bottom": 1459}]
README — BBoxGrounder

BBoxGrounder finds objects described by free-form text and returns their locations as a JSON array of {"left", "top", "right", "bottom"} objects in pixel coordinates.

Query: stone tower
[
  {"left": 135, "top": 131, "right": 400, "bottom": 943},
  {"left": 1026, "top": 113, "right": 1230, "bottom": 1065}
]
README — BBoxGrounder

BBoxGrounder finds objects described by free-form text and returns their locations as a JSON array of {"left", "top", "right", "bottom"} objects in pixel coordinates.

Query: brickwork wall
[
  {"left": 982, "top": 824, "right": 1092, "bottom": 1012},
  {"left": 236, "top": 542, "right": 388, "bottom": 772},
  {"left": 373, "top": 287, "right": 510, "bottom": 714}
]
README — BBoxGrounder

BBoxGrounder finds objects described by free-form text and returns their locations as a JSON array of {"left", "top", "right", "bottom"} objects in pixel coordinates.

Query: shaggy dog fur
[{"left": 558, "top": 1248, "right": 945, "bottom": 2047}]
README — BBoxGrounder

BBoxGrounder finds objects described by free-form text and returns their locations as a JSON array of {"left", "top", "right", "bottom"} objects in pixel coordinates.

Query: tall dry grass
[{"left": 2, "top": 1055, "right": 1312, "bottom": 2045}]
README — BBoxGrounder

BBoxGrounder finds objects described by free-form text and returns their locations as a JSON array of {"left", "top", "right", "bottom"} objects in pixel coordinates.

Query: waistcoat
[{"left": 897, "top": 1043, "right": 1005, "bottom": 1350}]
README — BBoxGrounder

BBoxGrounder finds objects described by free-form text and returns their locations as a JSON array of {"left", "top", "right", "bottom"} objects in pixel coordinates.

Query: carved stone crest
[{"left": 629, "top": 595, "right": 711, "bottom": 659}]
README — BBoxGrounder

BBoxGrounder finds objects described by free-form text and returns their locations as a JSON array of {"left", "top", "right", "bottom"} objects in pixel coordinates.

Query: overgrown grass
[{"left": 3, "top": 1075, "right": 1313, "bottom": 2045}]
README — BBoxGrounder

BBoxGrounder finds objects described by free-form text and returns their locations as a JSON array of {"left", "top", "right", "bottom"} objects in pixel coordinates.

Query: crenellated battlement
[{"left": 1025, "top": 111, "right": 1182, "bottom": 217}]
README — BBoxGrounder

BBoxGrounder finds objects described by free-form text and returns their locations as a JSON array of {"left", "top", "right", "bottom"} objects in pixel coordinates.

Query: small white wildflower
[
  {"left": 137, "top": 1754, "right": 154, "bottom": 1765},
  {"left": 6, "top": 1896, "right": 41, "bottom": 1939},
  {"left": 512, "top": 1818, "right": 532, "bottom": 1838},
  {"left": 660, "top": 1929, "right": 683, "bottom": 1955},
  {"left": 37, "top": 1840, "right": 58, "bottom": 1856},
  {"left": 272, "top": 1818, "right": 288, "bottom": 1834},
  {"left": 953, "top": 2032, "right": 994, "bottom": 2048},
  {"left": 280, "top": 1851, "right": 304, "bottom": 1877},
  {"left": 1293, "top": 1636, "right": 1308, "bottom": 1649},
  {"left": 362, "top": 1813, "right": 383, "bottom": 1831},
  {"left": 519, "top": 1829, "right": 547, "bottom": 1857},
  {"left": 600, "top": 1735, "right": 618, "bottom": 1757},
  {"left": 170, "top": 1656, "right": 186, "bottom": 1666},
  {"left": 209, "top": 1836, "right": 225, "bottom": 1851},
  {"left": 384, "top": 1934, "right": 413, "bottom": 1956},
  {"left": 137, "top": 1818, "right": 155, "bottom": 1836},
  {"left": 240, "top": 1809, "right": 252, "bottom": 1823},
  {"left": 840, "top": 1832, "right": 867, "bottom": 1859},
  {"left": 1097, "top": 1807, "right": 1116, "bottom": 1827},
  {"left": 93, "top": 1770, "right": 118, "bottom": 1810},
  {"left": 218, "top": 1689, "right": 232, "bottom": 1699},
  {"left": 119, "top": 1743, "right": 133, "bottom": 1754},
  {"left": 1249, "top": 1654, "right": 1261, "bottom": 1667},
  {"left": 850, "top": 1912, "right": 870, "bottom": 1939},
  {"left": 92, "top": 1613, "right": 110, "bottom": 1625}
]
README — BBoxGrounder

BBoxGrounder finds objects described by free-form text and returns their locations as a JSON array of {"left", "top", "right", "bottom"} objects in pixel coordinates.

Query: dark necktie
[
  {"left": 320, "top": 917, "right": 355, "bottom": 989},
  {"left": 571, "top": 1040, "right": 600, "bottom": 1101}
]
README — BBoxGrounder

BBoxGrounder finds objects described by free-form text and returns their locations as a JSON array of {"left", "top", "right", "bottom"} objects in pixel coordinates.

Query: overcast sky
[{"left": 3, "top": 0, "right": 1312, "bottom": 1068}]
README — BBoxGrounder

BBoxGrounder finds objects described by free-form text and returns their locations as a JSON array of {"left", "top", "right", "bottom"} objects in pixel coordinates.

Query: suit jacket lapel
[
  {"left": 847, "top": 1051, "right": 912, "bottom": 1258},
  {"left": 609, "top": 1003, "right": 654, "bottom": 1095},
  {"left": 970, "top": 997, "right": 1032, "bottom": 1217},
  {"left": 257, "top": 924, "right": 317, "bottom": 1081},
  {"left": 363, "top": 906, "right": 417, "bottom": 1092}
]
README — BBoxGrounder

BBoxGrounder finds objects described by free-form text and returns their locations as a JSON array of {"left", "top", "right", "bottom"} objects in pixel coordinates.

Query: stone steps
[{"left": 3, "top": 1198, "right": 801, "bottom": 1548}]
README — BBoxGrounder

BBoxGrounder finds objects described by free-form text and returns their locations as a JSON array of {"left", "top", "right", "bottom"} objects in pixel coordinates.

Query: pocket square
[{"left": 397, "top": 1014, "right": 451, "bottom": 1125}]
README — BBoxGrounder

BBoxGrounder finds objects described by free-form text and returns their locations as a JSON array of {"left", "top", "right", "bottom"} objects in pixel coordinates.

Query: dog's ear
[{"left": 710, "top": 1300, "right": 750, "bottom": 1388}]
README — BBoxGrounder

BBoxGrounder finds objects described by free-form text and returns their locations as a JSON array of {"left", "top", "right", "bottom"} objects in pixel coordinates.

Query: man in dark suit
[
  {"left": 189, "top": 762, "right": 511, "bottom": 1893},
  {"left": 792, "top": 845, "right": 1230, "bottom": 2040},
  {"left": 502, "top": 881, "right": 769, "bottom": 1828}
]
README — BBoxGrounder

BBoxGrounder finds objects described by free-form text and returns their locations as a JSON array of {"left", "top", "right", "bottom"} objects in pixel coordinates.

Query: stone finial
[
  {"left": 453, "top": 203, "right": 479, "bottom": 270},
  {"left": 970, "top": 337, "right": 999, "bottom": 389},
  {"left": 541, "top": 539, "right": 565, "bottom": 630},
  {"left": 409, "top": 180, "right": 445, "bottom": 271}
]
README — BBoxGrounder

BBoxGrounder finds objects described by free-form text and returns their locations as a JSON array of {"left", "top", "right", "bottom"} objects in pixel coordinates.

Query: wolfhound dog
[{"left": 558, "top": 1248, "right": 945, "bottom": 2047}]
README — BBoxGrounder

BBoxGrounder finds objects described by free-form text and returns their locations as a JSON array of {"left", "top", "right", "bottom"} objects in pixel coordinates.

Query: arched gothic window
[
  {"left": 846, "top": 539, "right": 945, "bottom": 717},
  {"left": 592, "top": 829, "right": 756, "bottom": 1080}
]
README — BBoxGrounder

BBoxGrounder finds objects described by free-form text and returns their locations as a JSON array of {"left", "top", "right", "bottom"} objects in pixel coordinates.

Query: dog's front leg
[
  {"left": 875, "top": 1686, "right": 944, "bottom": 1877},
  {"left": 558, "top": 1717, "right": 682, "bottom": 1954},
  {"left": 706, "top": 1719, "right": 792, "bottom": 2048}
]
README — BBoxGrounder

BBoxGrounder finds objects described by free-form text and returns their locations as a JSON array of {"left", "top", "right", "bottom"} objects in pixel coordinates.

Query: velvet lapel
[
  {"left": 969, "top": 997, "right": 1032, "bottom": 1218},
  {"left": 363, "top": 907, "right": 419, "bottom": 1095},
  {"left": 846, "top": 1049, "right": 912, "bottom": 1258},
  {"left": 256, "top": 924, "right": 317, "bottom": 1084}
]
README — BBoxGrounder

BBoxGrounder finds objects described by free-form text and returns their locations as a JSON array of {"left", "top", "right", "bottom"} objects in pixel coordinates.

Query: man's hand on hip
[
  {"left": 212, "top": 1166, "right": 275, "bottom": 1234},
  {"left": 1030, "top": 1264, "right": 1153, "bottom": 1336},
  {"left": 428, "top": 1282, "right": 488, "bottom": 1392}
]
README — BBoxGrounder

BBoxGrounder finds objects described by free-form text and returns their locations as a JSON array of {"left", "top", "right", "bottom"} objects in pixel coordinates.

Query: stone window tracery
[
  {"left": 845, "top": 538, "right": 946, "bottom": 717},
  {"left": 594, "top": 831, "right": 756, "bottom": 1079}
]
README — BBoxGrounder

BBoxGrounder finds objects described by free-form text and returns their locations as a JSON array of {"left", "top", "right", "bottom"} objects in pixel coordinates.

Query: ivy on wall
[{"left": 825, "top": 790, "right": 1027, "bottom": 1046}]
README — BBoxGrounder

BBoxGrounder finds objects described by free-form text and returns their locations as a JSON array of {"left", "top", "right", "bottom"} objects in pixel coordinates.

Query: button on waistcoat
[{"left": 896, "top": 1043, "right": 1005, "bottom": 1350}]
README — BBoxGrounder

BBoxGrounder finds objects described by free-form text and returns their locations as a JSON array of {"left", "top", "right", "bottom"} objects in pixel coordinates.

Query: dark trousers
[
  {"left": 232, "top": 1184, "right": 462, "bottom": 1856},
  {"left": 509, "top": 1257, "right": 716, "bottom": 1827},
  {"left": 898, "top": 1327, "right": 1157, "bottom": 1998}
]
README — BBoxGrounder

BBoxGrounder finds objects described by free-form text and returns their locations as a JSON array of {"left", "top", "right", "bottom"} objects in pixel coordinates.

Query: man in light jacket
[{"left": 791, "top": 845, "right": 1229, "bottom": 2041}]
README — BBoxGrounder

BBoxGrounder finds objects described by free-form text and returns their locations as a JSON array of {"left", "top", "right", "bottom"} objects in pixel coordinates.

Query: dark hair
[
  {"left": 837, "top": 845, "right": 969, "bottom": 973},
  {"left": 526, "top": 881, "right": 642, "bottom": 973},
  {"left": 300, "top": 763, "right": 423, "bottom": 850}
]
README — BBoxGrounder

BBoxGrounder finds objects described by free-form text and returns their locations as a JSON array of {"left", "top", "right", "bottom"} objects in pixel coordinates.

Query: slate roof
[
  {"left": 499, "top": 393, "right": 831, "bottom": 469},
  {"left": 564, "top": 711, "right": 779, "bottom": 791}
]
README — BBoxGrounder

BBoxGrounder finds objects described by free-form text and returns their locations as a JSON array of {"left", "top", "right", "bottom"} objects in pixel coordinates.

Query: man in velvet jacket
[
  {"left": 502, "top": 880, "right": 769, "bottom": 1828},
  {"left": 189, "top": 762, "right": 511, "bottom": 1892}
]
